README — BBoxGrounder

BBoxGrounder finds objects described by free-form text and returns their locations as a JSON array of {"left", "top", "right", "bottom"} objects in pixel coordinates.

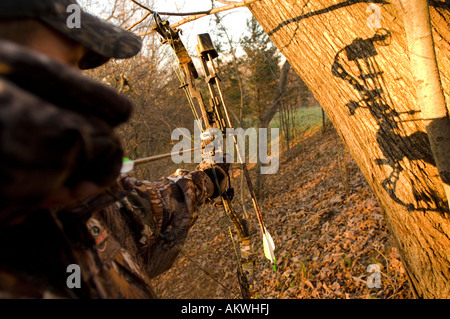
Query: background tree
[
  {"left": 241, "top": 17, "right": 281, "bottom": 125},
  {"left": 84, "top": 0, "right": 197, "bottom": 180}
]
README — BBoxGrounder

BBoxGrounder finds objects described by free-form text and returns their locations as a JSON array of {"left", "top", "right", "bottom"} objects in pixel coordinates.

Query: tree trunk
[
  {"left": 400, "top": 0, "right": 450, "bottom": 209},
  {"left": 259, "top": 60, "right": 291, "bottom": 128},
  {"left": 256, "top": 60, "right": 291, "bottom": 196},
  {"left": 248, "top": 0, "right": 450, "bottom": 298}
]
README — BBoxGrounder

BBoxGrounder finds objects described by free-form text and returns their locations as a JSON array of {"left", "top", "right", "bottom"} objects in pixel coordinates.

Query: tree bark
[
  {"left": 400, "top": 0, "right": 450, "bottom": 209},
  {"left": 248, "top": 0, "right": 450, "bottom": 298}
]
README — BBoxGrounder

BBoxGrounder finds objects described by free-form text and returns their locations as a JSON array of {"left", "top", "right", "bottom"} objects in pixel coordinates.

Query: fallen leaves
[{"left": 151, "top": 126, "right": 411, "bottom": 299}]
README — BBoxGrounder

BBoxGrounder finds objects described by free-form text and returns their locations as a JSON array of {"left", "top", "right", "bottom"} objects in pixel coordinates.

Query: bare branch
[
  {"left": 126, "top": 11, "right": 152, "bottom": 30},
  {"left": 215, "top": 0, "right": 241, "bottom": 4},
  {"left": 106, "top": 0, "right": 118, "bottom": 21},
  {"left": 133, "top": 0, "right": 262, "bottom": 37},
  {"left": 131, "top": 0, "right": 213, "bottom": 16}
]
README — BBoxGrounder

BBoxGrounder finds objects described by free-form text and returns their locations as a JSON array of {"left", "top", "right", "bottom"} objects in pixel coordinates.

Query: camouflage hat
[{"left": 0, "top": 0, "right": 142, "bottom": 69}]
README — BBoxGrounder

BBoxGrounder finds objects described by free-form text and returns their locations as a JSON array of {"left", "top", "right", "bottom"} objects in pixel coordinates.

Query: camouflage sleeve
[
  {"left": 134, "top": 169, "right": 215, "bottom": 278},
  {"left": 87, "top": 171, "right": 215, "bottom": 281}
]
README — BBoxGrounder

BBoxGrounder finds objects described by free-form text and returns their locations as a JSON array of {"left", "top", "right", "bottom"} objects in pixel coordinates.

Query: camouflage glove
[
  {"left": 0, "top": 81, "right": 127, "bottom": 213},
  {"left": 0, "top": 41, "right": 133, "bottom": 214},
  {"left": 196, "top": 160, "right": 230, "bottom": 199}
]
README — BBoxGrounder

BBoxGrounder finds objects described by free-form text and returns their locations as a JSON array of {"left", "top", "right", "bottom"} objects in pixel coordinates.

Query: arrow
[
  {"left": 120, "top": 148, "right": 201, "bottom": 174},
  {"left": 262, "top": 227, "right": 276, "bottom": 272}
]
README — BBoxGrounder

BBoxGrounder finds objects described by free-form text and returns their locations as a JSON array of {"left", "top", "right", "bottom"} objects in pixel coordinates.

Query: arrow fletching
[
  {"left": 121, "top": 158, "right": 134, "bottom": 174},
  {"left": 262, "top": 228, "right": 276, "bottom": 272}
]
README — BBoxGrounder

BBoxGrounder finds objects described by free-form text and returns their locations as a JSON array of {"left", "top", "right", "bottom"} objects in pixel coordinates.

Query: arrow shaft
[{"left": 132, "top": 148, "right": 201, "bottom": 166}]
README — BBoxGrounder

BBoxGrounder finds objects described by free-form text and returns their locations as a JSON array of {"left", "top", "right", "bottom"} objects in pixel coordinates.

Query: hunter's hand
[{"left": 197, "top": 160, "right": 230, "bottom": 199}]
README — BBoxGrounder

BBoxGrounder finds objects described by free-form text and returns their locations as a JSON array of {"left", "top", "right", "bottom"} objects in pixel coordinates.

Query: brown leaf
[{"left": 304, "top": 280, "right": 315, "bottom": 290}]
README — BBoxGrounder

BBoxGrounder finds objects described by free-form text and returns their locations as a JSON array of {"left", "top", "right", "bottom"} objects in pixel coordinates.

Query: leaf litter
[{"left": 152, "top": 126, "right": 411, "bottom": 299}]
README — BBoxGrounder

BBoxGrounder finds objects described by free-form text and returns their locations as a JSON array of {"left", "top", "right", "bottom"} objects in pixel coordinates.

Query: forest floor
[{"left": 152, "top": 123, "right": 412, "bottom": 299}]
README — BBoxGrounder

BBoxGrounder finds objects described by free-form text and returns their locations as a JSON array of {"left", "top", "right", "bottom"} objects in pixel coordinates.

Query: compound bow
[{"left": 152, "top": 13, "right": 275, "bottom": 298}]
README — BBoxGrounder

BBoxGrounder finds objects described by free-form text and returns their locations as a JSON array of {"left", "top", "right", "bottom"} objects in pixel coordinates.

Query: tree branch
[
  {"left": 215, "top": 0, "right": 242, "bottom": 4},
  {"left": 130, "top": 0, "right": 214, "bottom": 16},
  {"left": 131, "top": 0, "right": 262, "bottom": 36},
  {"left": 126, "top": 11, "right": 152, "bottom": 30}
]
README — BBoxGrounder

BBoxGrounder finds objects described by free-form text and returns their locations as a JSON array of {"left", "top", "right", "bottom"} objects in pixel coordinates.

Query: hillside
[{"left": 152, "top": 120, "right": 411, "bottom": 299}]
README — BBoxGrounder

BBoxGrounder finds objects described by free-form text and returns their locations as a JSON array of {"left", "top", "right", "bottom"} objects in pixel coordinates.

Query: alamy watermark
[
  {"left": 366, "top": 264, "right": 382, "bottom": 288},
  {"left": 366, "top": 4, "right": 382, "bottom": 29},
  {"left": 66, "top": 4, "right": 81, "bottom": 29},
  {"left": 66, "top": 264, "right": 81, "bottom": 289},
  {"left": 171, "top": 121, "right": 280, "bottom": 175},
  {"left": 66, "top": 262, "right": 382, "bottom": 290}
]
